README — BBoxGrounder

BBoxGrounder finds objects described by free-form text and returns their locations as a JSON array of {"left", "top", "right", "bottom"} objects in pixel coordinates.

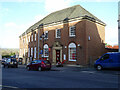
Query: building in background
[{"left": 19, "top": 5, "right": 106, "bottom": 65}]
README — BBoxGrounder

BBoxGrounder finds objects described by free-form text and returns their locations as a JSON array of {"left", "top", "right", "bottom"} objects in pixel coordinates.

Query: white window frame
[
  {"left": 31, "top": 47, "right": 33, "bottom": 57},
  {"left": 43, "top": 44, "right": 49, "bottom": 57},
  {"left": 31, "top": 34, "right": 33, "bottom": 42},
  {"left": 29, "top": 36, "right": 30, "bottom": 42},
  {"left": 69, "top": 26, "right": 76, "bottom": 37},
  {"left": 35, "top": 33, "right": 36, "bottom": 41},
  {"left": 24, "top": 48, "right": 25, "bottom": 56},
  {"left": 68, "top": 43, "right": 76, "bottom": 61},
  {"left": 34, "top": 47, "right": 36, "bottom": 58},
  {"left": 56, "top": 29, "right": 61, "bottom": 38},
  {"left": 44, "top": 31, "right": 48, "bottom": 39}
]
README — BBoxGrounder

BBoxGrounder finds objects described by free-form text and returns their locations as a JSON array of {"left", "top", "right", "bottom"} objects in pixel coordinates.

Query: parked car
[
  {"left": 26, "top": 60, "right": 51, "bottom": 71},
  {"left": 4, "top": 58, "right": 18, "bottom": 68},
  {"left": 1, "top": 59, "right": 7, "bottom": 65},
  {"left": 94, "top": 52, "right": 120, "bottom": 70}
]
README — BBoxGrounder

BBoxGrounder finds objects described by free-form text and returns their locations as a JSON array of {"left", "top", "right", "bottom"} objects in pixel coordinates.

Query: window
[
  {"left": 44, "top": 31, "right": 48, "bottom": 39},
  {"left": 31, "top": 47, "right": 33, "bottom": 57},
  {"left": 24, "top": 48, "right": 25, "bottom": 56},
  {"left": 26, "top": 37, "right": 28, "bottom": 44},
  {"left": 23, "top": 38, "right": 25, "bottom": 44},
  {"left": 29, "top": 36, "right": 30, "bottom": 42},
  {"left": 35, "top": 32, "right": 36, "bottom": 41},
  {"left": 34, "top": 47, "right": 36, "bottom": 58},
  {"left": 43, "top": 44, "right": 49, "bottom": 57},
  {"left": 56, "top": 29, "right": 61, "bottom": 38},
  {"left": 69, "top": 43, "right": 76, "bottom": 61},
  {"left": 31, "top": 34, "right": 33, "bottom": 42},
  {"left": 69, "top": 26, "right": 76, "bottom": 37},
  {"left": 100, "top": 54, "right": 109, "bottom": 60}
]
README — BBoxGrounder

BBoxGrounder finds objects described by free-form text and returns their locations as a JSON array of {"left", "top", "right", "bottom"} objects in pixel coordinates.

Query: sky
[{"left": 0, "top": 0, "right": 119, "bottom": 48}]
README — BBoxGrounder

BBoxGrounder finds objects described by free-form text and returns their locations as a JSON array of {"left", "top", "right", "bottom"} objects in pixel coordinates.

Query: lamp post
[{"left": 40, "top": 33, "right": 45, "bottom": 59}]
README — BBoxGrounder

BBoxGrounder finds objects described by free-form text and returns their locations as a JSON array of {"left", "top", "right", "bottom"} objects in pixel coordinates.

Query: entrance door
[{"left": 56, "top": 50, "right": 60, "bottom": 63}]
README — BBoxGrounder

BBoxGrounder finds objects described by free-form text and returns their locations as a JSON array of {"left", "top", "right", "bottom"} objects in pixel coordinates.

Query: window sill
[
  {"left": 69, "top": 60, "right": 76, "bottom": 61},
  {"left": 69, "top": 36, "right": 75, "bottom": 37}
]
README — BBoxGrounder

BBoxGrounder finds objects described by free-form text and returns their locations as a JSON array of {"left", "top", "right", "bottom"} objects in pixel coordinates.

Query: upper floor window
[
  {"left": 69, "top": 26, "right": 76, "bottom": 37},
  {"left": 28, "top": 36, "right": 30, "bottom": 42},
  {"left": 35, "top": 32, "right": 36, "bottom": 41},
  {"left": 56, "top": 29, "right": 61, "bottom": 38},
  {"left": 23, "top": 38, "right": 25, "bottom": 44},
  {"left": 31, "top": 47, "right": 33, "bottom": 57},
  {"left": 28, "top": 48, "right": 30, "bottom": 57},
  {"left": 44, "top": 31, "right": 48, "bottom": 39},
  {"left": 31, "top": 34, "right": 33, "bottom": 42}
]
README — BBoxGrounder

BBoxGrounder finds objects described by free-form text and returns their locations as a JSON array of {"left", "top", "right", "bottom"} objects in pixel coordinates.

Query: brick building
[{"left": 19, "top": 5, "right": 106, "bottom": 65}]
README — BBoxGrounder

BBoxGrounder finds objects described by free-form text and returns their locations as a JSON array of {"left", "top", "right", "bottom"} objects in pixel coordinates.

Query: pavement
[{"left": 18, "top": 64, "right": 120, "bottom": 75}]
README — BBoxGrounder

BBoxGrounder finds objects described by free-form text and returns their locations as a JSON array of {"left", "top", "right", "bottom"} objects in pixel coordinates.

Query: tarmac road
[{"left": 1, "top": 65, "right": 120, "bottom": 89}]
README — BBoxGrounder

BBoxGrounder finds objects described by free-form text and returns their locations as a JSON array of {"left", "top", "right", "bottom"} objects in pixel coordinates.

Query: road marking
[
  {"left": 0, "top": 85, "right": 18, "bottom": 88},
  {"left": 81, "top": 71, "right": 95, "bottom": 74}
]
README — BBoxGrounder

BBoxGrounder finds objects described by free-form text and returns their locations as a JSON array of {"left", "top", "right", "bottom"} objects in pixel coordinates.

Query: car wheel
[
  {"left": 27, "top": 67, "right": 30, "bottom": 71},
  {"left": 96, "top": 65, "right": 102, "bottom": 71},
  {"left": 15, "top": 65, "right": 18, "bottom": 68},
  {"left": 38, "top": 67, "right": 42, "bottom": 71},
  {"left": 48, "top": 68, "right": 51, "bottom": 71}
]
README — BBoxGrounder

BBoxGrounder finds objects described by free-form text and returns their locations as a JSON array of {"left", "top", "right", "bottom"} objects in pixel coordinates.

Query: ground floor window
[
  {"left": 43, "top": 44, "right": 49, "bottom": 57},
  {"left": 34, "top": 47, "right": 36, "bottom": 58},
  {"left": 69, "top": 43, "right": 76, "bottom": 61}
]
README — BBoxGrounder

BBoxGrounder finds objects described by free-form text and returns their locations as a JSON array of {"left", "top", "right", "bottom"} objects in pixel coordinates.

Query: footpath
[{"left": 19, "top": 64, "right": 95, "bottom": 71}]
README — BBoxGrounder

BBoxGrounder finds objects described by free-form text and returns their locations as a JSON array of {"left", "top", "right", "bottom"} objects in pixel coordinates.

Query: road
[{"left": 1, "top": 65, "right": 120, "bottom": 89}]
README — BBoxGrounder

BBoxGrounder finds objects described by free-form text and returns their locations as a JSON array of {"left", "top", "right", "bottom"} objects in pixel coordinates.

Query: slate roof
[{"left": 20, "top": 5, "right": 105, "bottom": 37}]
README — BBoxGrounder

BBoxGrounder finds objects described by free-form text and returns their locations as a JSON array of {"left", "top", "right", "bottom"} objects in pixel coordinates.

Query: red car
[{"left": 26, "top": 60, "right": 51, "bottom": 71}]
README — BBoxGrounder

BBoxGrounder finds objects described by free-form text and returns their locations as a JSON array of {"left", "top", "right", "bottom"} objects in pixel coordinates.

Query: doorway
[{"left": 56, "top": 50, "right": 60, "bottom": 63}]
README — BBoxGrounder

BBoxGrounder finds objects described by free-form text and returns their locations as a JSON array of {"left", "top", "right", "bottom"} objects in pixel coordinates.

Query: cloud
[
  {"left": 105, "top": 27, "right": 118, "bottom": 45},
  {"left": 44, "top": 0, "right": 71, "bottom": 13},
  {"left": 34, "top": 14, "right": 44, "bottom": 23},
  {"left": 4, "top": 22, "right": 17, "bottom": 27}
]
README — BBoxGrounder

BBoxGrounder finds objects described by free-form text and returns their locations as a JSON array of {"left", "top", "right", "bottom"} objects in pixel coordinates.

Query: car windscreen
[
  {"left": 43, "top": 60, "right": 50, "bottom": 64},
  {"left": 11, "top": 59, "right": 17, "bottom": 62}
]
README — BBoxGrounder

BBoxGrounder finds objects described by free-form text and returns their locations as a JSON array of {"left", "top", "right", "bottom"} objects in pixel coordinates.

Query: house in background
[
  {"left": 105, "top": 45, "right": 119, "bottom": 52},
  {"left": 19, "top": 5, "right": 106, "bottom": 65}
]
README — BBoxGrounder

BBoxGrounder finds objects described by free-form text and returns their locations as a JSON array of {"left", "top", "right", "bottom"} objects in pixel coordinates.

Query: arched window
[
  {"left": 43, "top": 44, "right": 49, "bottom": 57},
  {"left": 68, "top": 43, "right": 76, "bottom": 61}
]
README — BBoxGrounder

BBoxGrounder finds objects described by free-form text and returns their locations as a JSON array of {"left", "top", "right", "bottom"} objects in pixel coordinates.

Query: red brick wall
[{"left": 20, "top": 19, "right": 105, "bottom": 65}]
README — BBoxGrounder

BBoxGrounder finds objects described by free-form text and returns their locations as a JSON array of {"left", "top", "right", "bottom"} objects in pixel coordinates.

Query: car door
[
  {"left": 99, "top": 54, "right": 112, "bottom": 68},
  {"left": 32, "top": 60, "right": 38, "bottom": 70},
  {"left": 30, "top": 61, "right": 35, "bottom": 70}
]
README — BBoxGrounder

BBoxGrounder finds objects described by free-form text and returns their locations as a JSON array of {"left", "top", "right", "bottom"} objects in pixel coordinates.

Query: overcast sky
[{"left": 0, "top": 0, "right": 119, "bottom": 48}]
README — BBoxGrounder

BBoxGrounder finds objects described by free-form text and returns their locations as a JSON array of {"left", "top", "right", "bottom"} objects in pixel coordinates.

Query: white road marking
[
  {"left": 0, "top": 85, "right": 18, "bottom": 88},
  {"left": 81, "top": 71, "right": 95, "bottom": 74}
]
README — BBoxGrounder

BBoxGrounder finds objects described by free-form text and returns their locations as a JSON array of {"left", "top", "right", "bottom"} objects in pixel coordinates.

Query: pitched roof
[{"left": 20, "top": 5, "right": 105, "bottom": 37}]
